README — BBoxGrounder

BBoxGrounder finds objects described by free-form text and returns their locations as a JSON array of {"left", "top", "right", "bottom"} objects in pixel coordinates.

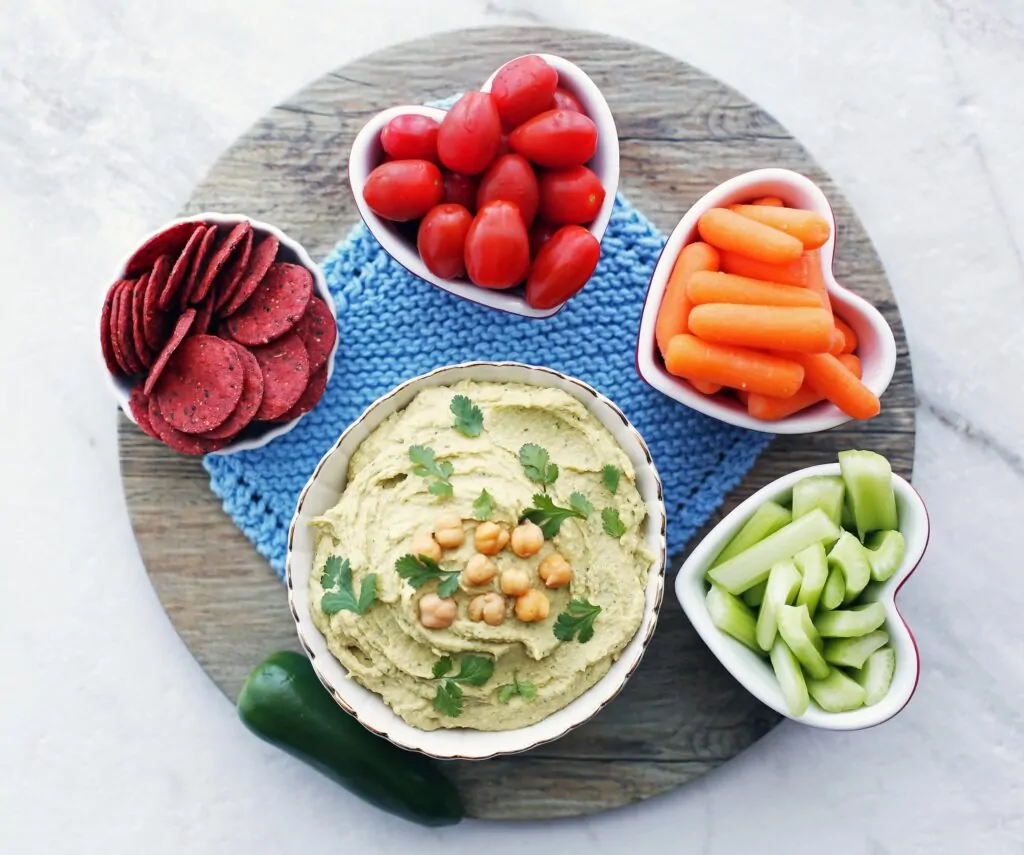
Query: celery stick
[
  {"left": 852, "top": 646, "right": 896, "bottom": 705},
  {"left": 706, "top": 584, "right": 761, "bottom": 654},
  {"left": 865, "top": 530, "right": 906, "bottom": 582},
  {"left": 827, "top": 531, "right": 872, "bottom": 605},
  {"left": 820, "top": 566, "right": 846, "bottom": 611},
  {"left": 838, "top": 450, "right": 898, "bottom": 539},
  {"left": 755, "top": 560, "right": 802, "bottom": 651},
  {"left": 791, "top": 475, "right": 845, "bottom": 528},
  {"left": 823, "top": 630, "right": 889, "bottom": 669},
  {"left": 742, "top": 580, "right": 767, "bottom": 607},
  {"left": 794, "top": 542, "right": 828, "bottom": 616},
  {"left": 711, "top": 501, "right": 792, "bottom": 568},
  {"left": 708, "top": 509, "right": 839, "bottom": 595},
  {"left": 776, "top": 604, "right": 830, "bottom": 679},
  {"left": 807, "top": 668, "right": 867, "bottom": 712},
  {"left": 814, "top": 603, "right": 886, "bottom": 638},
  {"left": 770, "top": 639, "right": 809, "bottom": 716}
]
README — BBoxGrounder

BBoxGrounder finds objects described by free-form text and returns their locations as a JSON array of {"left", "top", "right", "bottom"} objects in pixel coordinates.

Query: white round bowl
[
  {"left": 636, "top": 168, "right": 898, "bottom": 434},
  {"left": 675, "top": 462, "right": 928, "bottom": 730},
  {"left": 99, "top": 213, "right": 338, "bottom": 454},
  {"left": 286, "top": 361, "right": 666, "bottom": 759},
  {"left": 348, "top": 53, "right": 620, "bottom": 319}
]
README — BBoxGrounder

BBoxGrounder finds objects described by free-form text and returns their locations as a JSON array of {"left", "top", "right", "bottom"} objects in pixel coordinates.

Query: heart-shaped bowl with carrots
[{"left": 635, "top": 169, "right": 897, "bottom": 434}]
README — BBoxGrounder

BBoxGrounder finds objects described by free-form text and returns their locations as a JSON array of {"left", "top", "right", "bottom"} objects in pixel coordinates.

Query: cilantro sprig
[
  {"left": 519, "top": 443, "right": 558, "bottom": 486},
  {"left": 497, "top": 672, "right": 538, "bottom": 705},
  {"left": 602, "top": 507, "right": 627, "bottom": 538},
  {"left": 319, "top": 556, "right": 377, "bottom": 616},
  {"left": 395, "top": 553, "right": 461, "bottom": 598},
  {"left": 410, "top": 445, "right": 454, "bottom": 498},
  {"left": 521, "top": 492, "right": 591, "bottom": 538},
  {"left": 473, "top": 488, "right": 496, "bottom": 520},
  {"left": 602, "top": 464, "right": 622, "bottom": 494},
  {"left": 432, "top": 655, "right": 495, "bottom": 717},
  {"left": 553, "top": 598, "right": 603, "bottom": 643},
  {"left": 450, "top": 395, "right": 484, "bottom": 438}
]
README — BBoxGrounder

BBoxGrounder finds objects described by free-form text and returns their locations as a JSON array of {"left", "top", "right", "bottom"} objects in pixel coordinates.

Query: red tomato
[
  {"left": 476, "top": 154, "right": 539, "bottom": 227},
  {"left": 490, "top": 55, "right": 559, "bottom": 129},
  {"left": 509, "top": 109, "right": 598, "bottom": 169},
  {"left": 551, "top": 87, "right": 583, "bottom": 113},
  {"left": 442, "top": 171, "right": 478, "bottom": 212},
  {"left": 380, "top": 114, "right": 441, "bottom": 162},
  {"left": 464, "top": 201, "right": 530, "bottom": 289},
  {"left": 528, "top": 221, "right": 558, "bottom": 258},
  {"left": 538, "top": 166, "right": 606, "bottom": 225},
  {"left": 417, "top": 204, "right": 473, "bottom": 280},
  {"left": 437, "top": 92, "right": 502, "bottom": 175},
  {"left": 496, "top": 133, "right": 512, "bottom": 158},
  {"left": 526, "top": 226, "right": 601, "bottom": 309},
  {"left": 362, "top": 160, "right": 444, "bottom": 221}
]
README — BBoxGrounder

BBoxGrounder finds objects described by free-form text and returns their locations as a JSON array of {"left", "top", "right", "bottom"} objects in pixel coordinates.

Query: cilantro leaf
[
  {"left": 498, "top": 672, "right": 538, "bottom": 704},
  {"left": 569, "top": 491, "right": 594, "bottom": 517},
  {"left": 450, "top": 395, "right": 484, "bottom": 438},
  {"left": 519, "top": 443, "right": 559, "bottom": 486},
  {"left": 428, "top": 480, "right": 454, "bottom": 498},
  {"left": 518, "top": 679, "right": 538, "bottom": 700},
  {"left": 451, "top": 655, "right": 495, "bottom": 687},
  {"left": 395, "top": 553, "right": 461, "bottom": 595},
  {"left": 521, "top": 493, "right": 588, "bottom": 539},
  {"left": 432, "top": 655, "right": 495, "bottom": 717},
  {"left": 473, "top": 488, "right": 496, "bottom": 520},
  {"left": 320, "top": 556, "right": 377, "bottom": 616},
  {"left": 433, "top": 680, "right": 463, "bottom": 717},
  {"left": 432, "top": 656, "right": 453, "bottom": 678},
  {"left": 602, "top": 464, "right": 622, "bottom": 494},
  {"left": 602, "top": 507, "right": 627, "bottom": 538},
  {"left": 409, "top": 445, "right": 454, "bottom": 498},
  {"left": 554, "top": 598, "right": 602, "bottom": 643},
  {"left": 437, "top": 572, "right": 461, "bottom": 598},
  {"left": 497, "top": 683, "right": 517, "bottom": 704}
]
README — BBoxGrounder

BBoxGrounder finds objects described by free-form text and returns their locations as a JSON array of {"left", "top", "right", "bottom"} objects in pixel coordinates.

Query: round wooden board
[{"left": 119, "top": 27, "right": 915, "bottom": 821}]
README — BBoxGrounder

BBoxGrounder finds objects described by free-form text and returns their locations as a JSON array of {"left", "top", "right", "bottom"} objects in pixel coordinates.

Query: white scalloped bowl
[
  {"left": 348, "top": 53, "right": 619, "bottom": 319},
  {"left": 98, "top": 213, "right": 338, "bottom": 454},
  {"left": 636, "top": 168, "right": 897, "bottom": 434},
  {"left": 286, "top": 362, "right": 666, "bottom": 759},
  {"left": 675, "top": 462, "right": 928, "bottom": 730}
]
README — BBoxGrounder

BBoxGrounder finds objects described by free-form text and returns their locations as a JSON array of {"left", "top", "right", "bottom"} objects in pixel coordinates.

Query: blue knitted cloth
[{"left": 204, "top": 196, "right": 773, "bottom": 581}]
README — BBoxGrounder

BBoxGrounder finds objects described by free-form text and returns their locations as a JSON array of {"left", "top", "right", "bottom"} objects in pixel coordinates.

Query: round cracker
[
  {"left": 203, "top": 343, "right": 265, "bottom": 440},
  {"left": 212, "top": 229, "right": 254, "bottom": 314},
  {"left": 143, "top": 308, "right": 197, "bottom": 396},
  {"left": 225, "top": 263, "right": 312, "bottom": 346},
  {"left": 219, "top": 234, "right": 279, "bottom": 317},
  {"left": 125, "top": 221, "right": 202, "bottom": 277},
  {"left": 181, "top": 225, "right": 219, "bottom": 308},
  {"left": 249, "top": 331, "right": 310, "bottom": 420},
  {"left": 273, "top": 365, "right": 328, "bottom": 422},
  {"left": 131, "top": 274, "right": 154, "bottom": 368},
  {"left": 147, "top": 394, "right": 226, "bottom": 456},
  {"left": 129, "top": 386, "right": 162, "bottom": 441},
  {"left": 193, "top": 221, "right": 252, "bottom": 304},
  {"left": 193, "top": 294, "right": 214, "bottom": 336},
  {"left": 143, "top": 256, "right": 170, "bottom": 351},
  {"left": 154, "top": 335, "right": 244, "bottom": 434},
  {"left": 161, "top": 225, "right": 206, "bottom": 311},
  {"left": 292, "top": 296, "right": 337, "bottom": 375},
  {"left": 100, "top": 280, "right": 125, "bottom": 375},
  {"left": 116, "top": 280, "right": 145, "bottom": 375}
]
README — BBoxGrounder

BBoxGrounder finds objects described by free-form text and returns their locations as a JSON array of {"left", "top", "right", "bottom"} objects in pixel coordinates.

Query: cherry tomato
[
  {"left": 509, "top": 109, "right": 598, "bottom": 169},
  {"left": 380, "top": 114, "right": 441, "bottom": 162},
  {"left": 362, "top": 159, "right": 444, "bottom": 222},
  {"left": 538, "top": 166, "right": 606, "bottom": 225},
  {"left": 437, "top": 91, "right": 502, "bottom": 175},
  {"left": 476, "top": 154, "right": 539, "bottom": 227},
  {"left": 526, "top": 226, "right": 601, "bottom": 309},
  {"left": 496, "top": 133, "right": 512, "bottom": 158},
  {"left": 551, "top": 87, "right": 583, "bottom": 113},
  {"left": 417, "top": 204, "right": 473, "bottom": 280},
  {"left": 528, "top": 221, "right": 558, "bottom": 258},
  {"left": 464, "top": 201, "right": 530, "bottom": 289},
  {"left": 442, "top": 171, "right": 478, "bottom": 212},
  {"left": 490, "top": 54, "right": 559, "bottom": 129}
]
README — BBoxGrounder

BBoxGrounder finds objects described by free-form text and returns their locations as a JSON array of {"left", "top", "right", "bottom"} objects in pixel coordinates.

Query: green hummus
[{"left": 309, "top": 380, "right": 653, "bottom": 731}]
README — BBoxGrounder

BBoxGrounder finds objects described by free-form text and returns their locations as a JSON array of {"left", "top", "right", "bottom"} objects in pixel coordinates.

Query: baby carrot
[
  {"left": 781, "top": 351, "right": 880, "bottom": 420},
  {"left": 688, "top": 304, "right": 836, "bottom": 353},
  {"left": 687, "top": 271, "right": 823, "bottom": 309},
  {"left": 690, "top": 379, "right": 723, "bottom": 395},
  {"left": 719, "top": 251, "right": 808, "bottom": 288},
  {"left": 746, "top": 354, "right": 861, "bottom": 421},
  {"left": 833, "top": 315, "right": 858, "bottom": 354},
  {"left": 655, "top": 242, "right": 720, "bottom": 358},
  {"left": 665, "top": 334, "right": 805, "bottom": 398},
  {"left": 829, "top": 327, "right": 846, "bottom": 355},
  {"left": 729, "top": 205, "right": 831, "bottom": 250},
  {"left": 803, "top": 251, "right": 832, "bottom": 310},
  {"left": 751, "top": 196, "right": 785, "bottom": 207},
  {"left": 697, "top": 208, "right": 804, "bottom": 265}
]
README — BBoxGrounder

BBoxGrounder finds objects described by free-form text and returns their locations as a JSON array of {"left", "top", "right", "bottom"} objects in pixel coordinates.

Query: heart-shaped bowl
[
  {"left": 348, "top": 53, "right": 619, "bottom": 319},
  {"left": 635, "top": 168, "right": 897, "bottom": 433},
  {"left": 675, "top": 462, "right": 928, "bottom": 730},
  {"left": 286, "top": 361, "right": 666, "bottom": 759}
]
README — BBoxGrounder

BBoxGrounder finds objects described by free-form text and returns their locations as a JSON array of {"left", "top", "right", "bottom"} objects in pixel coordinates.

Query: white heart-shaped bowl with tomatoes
[{"left": 348, "top": 54, "right": 619, "bottom": 319}]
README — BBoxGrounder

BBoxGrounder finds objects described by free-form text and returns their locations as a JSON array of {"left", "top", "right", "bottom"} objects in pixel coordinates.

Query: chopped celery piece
[
  {"left": 865, "top": 530, "right": 906, "bottom": 582},
  {"left": 776, "top": 604, "right": 830, "bottom": 679},
  {"left": 770, "top": 639, "right": 809, "bottom": 716},
  {"left": 823, "top": 630, "right": 890, "bottom": 669},
  {"left": 711, "top": 501, "right": 792, "bottom": 567},
  {"left": 706, "top": 584, "right": 761, "bottom": 653},
  {"left": 852, "top": 646, "right": 896, "bottom": 705},
  {"left": 841, "top": 489, "right": 856, "bottom": 530},
  {"left": 708, "top": 509, "right": 839, "bottom": 595},
  {"left": 820, "top": 566, "right": 846, "bottom": 611},
  {"left": 791, "top": 475, "right": 845, "bottom": 528},
  {"left": 828, "top": 531, "right": 872, "bottom": 605},
  {"left": 807, "top": 668, "right": 867, "bottom": 712},
  {"left": 794, "top": 542, "right": 828, "bottom": 616},
  {"left": 742, "top": 580, "right": 767, "bottom": 607},
  {"left": 755, "top": 560, "right": 802, "bottom": 651},
  {"left": 814, "top": 602, "right": 886, "bottom": 638},
  {"left": 838, "top": 450, "right": 898, "bottom": 539}
]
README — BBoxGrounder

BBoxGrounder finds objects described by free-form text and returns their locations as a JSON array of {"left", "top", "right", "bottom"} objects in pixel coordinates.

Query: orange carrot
[
  {"left": 747, "top": 353, "right": 861, "bottom": 421},
  {"left": 833, "top": 315, "right": 858, "bottom": 354},
  {"left": 655, "top": 242, "right": 720, "bottom": 358},
  {"left": 665, "top": 334, "right": 804, "bottom": 398},
  {"left": 690, "top": 379, "right": 723, "bottom": 395},
  {"left": 729, "top": 205, "right": 831, "bottom": 250},
  {"left": 781, "top": 351, "right": 880, "bottom": 420},
  {"left": 686, "top": 271, "right": 823, "bottom": 309},
  {"left": 688, "top": 304, "right": 835, "bottom": 353},
  {"left": 829, "top": 327, "right": 846, "bottom": 355},
  {"left": 803, "top": 251, "right": 832, "bottom": 311},
  {"left": 719, "top": 251, "right": 808, "bottom": 288},
  {"left": 697, "top": 208, "right": 804, "bottom": 265},
  {"left": 839, "top": 353, "right": 861, "bottom": 376},
  {"left": 751, "top": 196, "right": 785, "bottom": 207}
]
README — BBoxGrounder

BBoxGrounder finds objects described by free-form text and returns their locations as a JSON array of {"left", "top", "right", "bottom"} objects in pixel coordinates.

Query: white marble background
[{"left": 2, "top": 0, "right": 1022, "bottom": 852}]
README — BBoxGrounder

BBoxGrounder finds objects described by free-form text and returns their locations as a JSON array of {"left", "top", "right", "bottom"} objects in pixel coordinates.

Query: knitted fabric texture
[{"left": 204, "top": 195, "right": 773, "bottom": 581}]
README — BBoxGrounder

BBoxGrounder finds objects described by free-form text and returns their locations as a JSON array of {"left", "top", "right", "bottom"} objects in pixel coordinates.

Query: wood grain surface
[{"left": 119, "top": 26, "right": 915, "bottom": 821}]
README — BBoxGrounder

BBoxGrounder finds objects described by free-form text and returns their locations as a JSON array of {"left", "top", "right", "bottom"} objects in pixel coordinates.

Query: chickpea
[
  {"left": 499, "top": 567, "right": 532, "bottom": 597},
  {"left": 411, "top": 530, "right": 442, "bottom": 563},
  {"left": 462, "top": 553, "right": 498, "bottom": 587},
  {"left": 474, "top": 521, "right": 510, "bottom": 556},
  {"left": 468, "top": 592, "right": 507, "bottom": 626},
  {"left": 510, "top": 520, "right": 544, "bottom": 558},
  {"left": 515, "top": 589, "right": 550, "bottom": 623},
  {"left": 418, "top": 593, "right": 458, "bottom": 629},
  {"left": 538, "top": 552, "right": 573, "bottom": 589},
  {"left": 434, "top": 512, "right": 465, "bottom": 550}
]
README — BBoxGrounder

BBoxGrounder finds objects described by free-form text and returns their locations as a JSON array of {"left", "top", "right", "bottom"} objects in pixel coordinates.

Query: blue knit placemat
[{"left": 204, "top": 195, "right": 773, "bottom": 580}]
